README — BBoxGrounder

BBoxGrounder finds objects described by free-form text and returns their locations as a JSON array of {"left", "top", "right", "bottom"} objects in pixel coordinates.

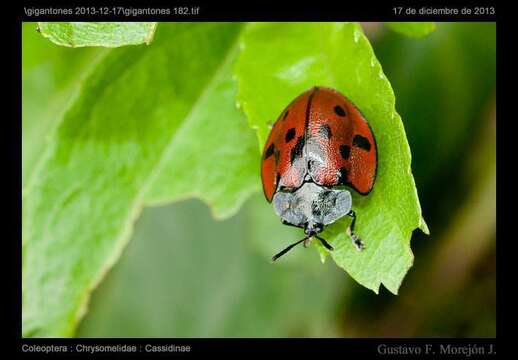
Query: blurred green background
[{"left": 23, "top": 22, "right": 496, "bottom": 337}]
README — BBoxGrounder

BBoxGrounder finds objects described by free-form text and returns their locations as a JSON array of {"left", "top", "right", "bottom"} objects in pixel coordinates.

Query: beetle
[{"left": 261, "top": 86, "right": 377, "bottom": 261}]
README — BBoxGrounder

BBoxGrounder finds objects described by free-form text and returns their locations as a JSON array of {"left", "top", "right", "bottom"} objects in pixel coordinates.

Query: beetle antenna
[
  {"left": 272, "top": 236, "right": 309, "bottom": 262},
  {"left": 314, "top": 235, "right": 334, "bottom": 251}
]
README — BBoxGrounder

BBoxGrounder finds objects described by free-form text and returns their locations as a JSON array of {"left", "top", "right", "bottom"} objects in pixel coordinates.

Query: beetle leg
[
  {"left": 347, "top": 210, "right": 365, "bottom": 251},
  {"left": 314, "top": 235, "right": 334, "bottom": 251}
]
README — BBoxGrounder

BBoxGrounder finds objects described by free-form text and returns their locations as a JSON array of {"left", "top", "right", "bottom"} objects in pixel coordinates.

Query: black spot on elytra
[
  {"left": 264, "top": 143, "right": 275, "bottom": 160},
  {"left": 318, "top": 124, "right": 332, "bottom": 139},
  {"left": 339, "top": 145, "right": 350, "bottom": 160},
  {"left": 334, "top": 105, "right": 346, "bottom": 117},
  {"left": 337, "top": 167, "right": 349, "bottom": 184},
  {"left": 285, "top": 128, "right": 296, "bottom": 143},
  {"left": 353, "top": 135, "right": 371, "bottom": 151},
  {"left": 283, "top": 110, "right": 289, "bottom": 120},
  {"left": 290, "top": 136, "right": 305, "bottom": 164},
  {"left": 276, "top": 172, "right": 281, "bottom": 186}
]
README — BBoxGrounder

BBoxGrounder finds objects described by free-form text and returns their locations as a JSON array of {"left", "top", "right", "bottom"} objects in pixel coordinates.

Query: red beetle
[{"left": 261, "top": 86, "right": 378, "bottom": 261}]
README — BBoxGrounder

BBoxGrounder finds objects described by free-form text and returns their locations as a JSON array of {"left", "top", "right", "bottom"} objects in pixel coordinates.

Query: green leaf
[
  {"left": 37, "top": 22, "right": 157, "bottom": 47},
  {"left": 385, "top": 22, "right": 436, "bottom": 38},
  {"left": 235, "top": 22, "right": 427, "bottom": 294},
  {"left": 22, "top": 23, "right": 107, "bottom": 186},
  {"left": 23, "top": 23, "right": 259, "bottom": 337}
]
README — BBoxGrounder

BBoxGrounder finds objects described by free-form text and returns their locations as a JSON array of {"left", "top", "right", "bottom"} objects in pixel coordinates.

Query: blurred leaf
[
  {"left": 22, "top": 23, "right": 107, "bottom": 185},
  {"left": 385, "top": 22, "right": 436, "bottom": 38},
  {"left": 37, "top": 22, "right": 157, "bottom": 47},
  {"left": 77, "top": 197, "right": 345, "bottom": 337},
  {"left": 235, "top": 22, "right": 427, "bottom": 294},
  {"left": 23, "top": 23, "right": 259, "bottom": 337},
  {"left": 374, "top": 23, "right": 496, "bottom": 215}
]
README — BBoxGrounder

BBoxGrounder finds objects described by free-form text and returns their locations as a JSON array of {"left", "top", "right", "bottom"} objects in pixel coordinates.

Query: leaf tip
[
  {"left": 419, "top": 216, "right": 430, "bottom": 235},
  {"left": 385, "top": 284, "right": 399, "bottom": 295},
  {"left": 385, "top": 22, "right": 437, "bottom": 39},
  {"left": 144, "top": 23, "right": 158, "bottom": 45},
  {"left": 370, "top": 284, "right": 381, "bottom": 295}
]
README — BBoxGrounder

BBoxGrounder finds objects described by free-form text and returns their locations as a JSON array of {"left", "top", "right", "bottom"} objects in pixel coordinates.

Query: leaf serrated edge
[
  {"left": 305, "top": 23, "right": 427, "bottom": 295},
  {"left": 346, "top": 24, "right": 425, "bottom": 294}
]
